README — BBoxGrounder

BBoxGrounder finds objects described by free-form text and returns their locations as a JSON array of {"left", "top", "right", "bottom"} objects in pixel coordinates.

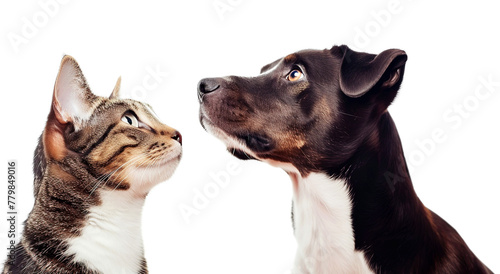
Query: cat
[{"left": 2, "top": 56, "right": 182, "bottom": 274}]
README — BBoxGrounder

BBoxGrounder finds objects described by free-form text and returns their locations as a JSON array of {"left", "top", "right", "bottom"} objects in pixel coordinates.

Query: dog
[{"left": 197, "top": 45, "right": 492, "bottom": 273}]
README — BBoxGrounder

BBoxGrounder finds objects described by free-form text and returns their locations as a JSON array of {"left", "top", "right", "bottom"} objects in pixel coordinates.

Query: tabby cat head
[{"left": 43, "top": 55, "right": 182, "bottom": 196}]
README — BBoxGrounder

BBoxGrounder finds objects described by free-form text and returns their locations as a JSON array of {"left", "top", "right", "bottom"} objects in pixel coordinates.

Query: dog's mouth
[
  {"left": 200, "top": 114, "right": 274, "bottom": 158},
  {"left": 236, "top": 134, "right": 274, "bottom": 153},
  {"left": 228, "top": 148, "right": 256, "bottom": 160},
  {"left": 199, "top": 101, "right": 276, "bottom": 163}
]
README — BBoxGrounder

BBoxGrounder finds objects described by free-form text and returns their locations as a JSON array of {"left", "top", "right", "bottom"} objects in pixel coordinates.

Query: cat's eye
[
  {"left": 286, "top": 69, "right": 303, "bottom": 82},
  {"left": 121, "top": 114, "right": 139, "bottom": 127}
]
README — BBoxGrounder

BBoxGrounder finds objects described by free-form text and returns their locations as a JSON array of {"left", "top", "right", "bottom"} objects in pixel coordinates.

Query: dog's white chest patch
[
  {"left": 64, "top": 190, "right": 145, "bottom": 274},
  {"left": 292, "top": 172, "right": 373, "bottom": 274}
]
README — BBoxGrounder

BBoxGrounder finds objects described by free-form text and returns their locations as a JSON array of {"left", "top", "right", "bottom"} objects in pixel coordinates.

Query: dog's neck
[
  {"left": 343, "top": 112, "right": 432, "bottom": 245},
  {"left": 343, "top": 112, "right": 447, "bottom": 270},
  {"left": 286, "top": 112, "right": 441, "bottom": 272},
  {"left": 289, "top": 172, "right": 373, "bottom": 273}
]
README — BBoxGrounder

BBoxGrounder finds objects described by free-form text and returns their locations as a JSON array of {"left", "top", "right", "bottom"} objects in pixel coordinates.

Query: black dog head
[{"left": 198, "top": 45, "right": 407, "bottom": 176}]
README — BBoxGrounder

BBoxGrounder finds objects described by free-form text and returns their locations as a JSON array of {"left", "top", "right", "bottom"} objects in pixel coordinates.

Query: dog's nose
[{"left": 198, "top": 78, "right": 221, "bottom": 95}]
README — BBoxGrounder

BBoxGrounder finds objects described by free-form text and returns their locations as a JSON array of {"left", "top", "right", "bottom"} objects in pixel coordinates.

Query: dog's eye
[{"left": 286, "top": 69, "right": 303, "bottom": 82}]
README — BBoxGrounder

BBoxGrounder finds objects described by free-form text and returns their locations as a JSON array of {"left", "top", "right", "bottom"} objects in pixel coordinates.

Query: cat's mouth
[
  {"left": 138, "top": 145, "right": 182, "bottom": 182},
  {"left": 155, "top": 150, "right": 182, "bottom": 167}
]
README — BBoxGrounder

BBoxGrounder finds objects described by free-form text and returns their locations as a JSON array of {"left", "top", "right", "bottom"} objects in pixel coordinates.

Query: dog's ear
[
  {"left": 332, "top": 45, "right": 407, "bottom": 99},
  {"left": 260, "top": 58, "right": 281, "bottom": 74}
]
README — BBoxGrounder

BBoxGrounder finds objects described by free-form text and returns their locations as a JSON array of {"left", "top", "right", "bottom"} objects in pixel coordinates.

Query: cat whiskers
[
  {"left": 87, "top": 153, "right": 146, "bottom": 199},
  {"left": 111, "top": 153, "right": 151, "bottom": 192},
  {"left": 87, "top": 149, "right": 171, "bottom": 196},
  {"left": 145, "top": 151, "right": 166, "bottom": 183},
  {"left": 117, "top": 150, "right": 169, "bottom": 192},
  {"left": 137, "top": 154, "right": 155, "bottom": 186}
]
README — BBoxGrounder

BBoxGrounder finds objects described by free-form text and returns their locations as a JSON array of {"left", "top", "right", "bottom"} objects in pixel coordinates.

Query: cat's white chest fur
[
  {"left": 64, "top": 190, "right": 145, "bottom": 274},
  {"left": 292, "top": 172, "right": 373, "bottom": 274}
]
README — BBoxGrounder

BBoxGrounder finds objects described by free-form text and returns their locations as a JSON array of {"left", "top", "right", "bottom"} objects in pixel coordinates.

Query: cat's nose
[{"left": 171, "top": 131, "right": 182, "bottom": 145}]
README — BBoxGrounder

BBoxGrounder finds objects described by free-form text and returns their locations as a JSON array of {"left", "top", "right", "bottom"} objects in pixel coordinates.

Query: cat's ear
[
  {"left": 109, "top": 76, "right": 121, "bottom": 99},
  {"left": 45, "top": 55, "right": 97, "bottom": 160},
  {"left": 52, "top": 55, "right": 97, "bottom": 126}
]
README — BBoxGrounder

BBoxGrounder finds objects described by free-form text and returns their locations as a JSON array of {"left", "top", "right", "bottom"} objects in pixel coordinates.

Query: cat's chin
[{"left": 127, "top": 153, "right": 182, "bottom": 196}]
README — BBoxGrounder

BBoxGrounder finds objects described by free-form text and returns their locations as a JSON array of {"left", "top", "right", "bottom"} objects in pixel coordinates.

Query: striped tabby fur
[{"left": 3, "top": 56, "right": 182, "bottom": 274}]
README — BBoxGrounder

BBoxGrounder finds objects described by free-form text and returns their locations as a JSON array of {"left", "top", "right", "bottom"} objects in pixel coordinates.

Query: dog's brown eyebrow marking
[
  {"left": 291, "top": 81, "right": 310, "bottom": 95},
  {"left": 284, "top": 54, "right": 297, "bottom": 63}
]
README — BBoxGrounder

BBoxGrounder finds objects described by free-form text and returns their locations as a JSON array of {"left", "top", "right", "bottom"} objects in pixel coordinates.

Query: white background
[{"left": 1, "top": 0, "right": 499, "bottom": 273}]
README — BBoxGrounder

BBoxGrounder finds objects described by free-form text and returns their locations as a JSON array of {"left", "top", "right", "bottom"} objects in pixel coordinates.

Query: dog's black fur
[{"left": 198, "top": 45, "right": 492, "bottom": 273}]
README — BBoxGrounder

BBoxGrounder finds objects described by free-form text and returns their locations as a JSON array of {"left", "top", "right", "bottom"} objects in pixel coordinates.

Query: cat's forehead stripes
[
  {"left": 125, "top": 100, "right": 164, "bottom": 130},
  {"left": 91, "top": 98, "right": 164, "bottom": 128}
]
